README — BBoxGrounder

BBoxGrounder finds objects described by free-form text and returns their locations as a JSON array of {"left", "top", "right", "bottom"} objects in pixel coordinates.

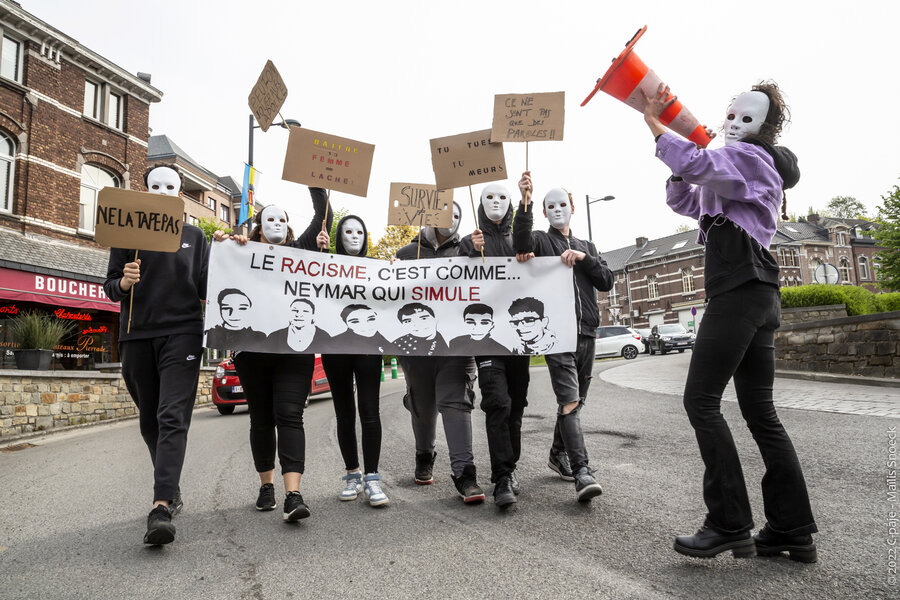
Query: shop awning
[{"left": 0, "top": 267, "right": 120, "bottom": 313}]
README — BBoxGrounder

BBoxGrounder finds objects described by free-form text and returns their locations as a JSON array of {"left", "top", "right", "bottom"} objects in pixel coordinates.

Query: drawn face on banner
[
  {"left": 509, "top": 309, "right": 549, "bottom": 344},
  {"left": 464, "top": 311, "right": 494, "bottom": 341},
  {"left": 480, "top": 184, "right": 511, "bottom": 223},
  {"left": 436, "top": 203, "right": 461, "bottom": 238},
  {"left": 146, "top": 167, "right": 181, "bottom": 197},
  {"left": 723, "top": 91, "right": 770, "bottom": 146},
  {"left": 341, "top": 218, "right": 365, "bottom": 256},
  {"left": 543, "top": 189, "right": 573, "bottom": 230},
  {"left": 219, "top": 291, "right": 251, "bottom": 330},
  {"left": 344, "top": 306, "right": 378, "bottom": 337},
  {"left": 401, "top": 308, "right": 437, "bottom": 339},
  {"left": 288, "top": 299, "right": 314, "bottom": 331},
  {"left": 261, "top": 206, "right": 289, "bottom": 244}
]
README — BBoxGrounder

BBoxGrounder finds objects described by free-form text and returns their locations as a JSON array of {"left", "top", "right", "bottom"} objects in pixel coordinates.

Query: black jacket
[
  {"left": 513, "top": 203, "right": 614, "bottom": 337},
  {"left": 396, "top": 227, "right": 461, "bottom": 260},
  {"left": 104, "top": 224, "right": 208, "bottom": 341},
  {"left": 286, "top": 187, "right": 333, "bottom": 251},
  {"left": 459, "top": 203, "right": 515, "bottom": 258}
]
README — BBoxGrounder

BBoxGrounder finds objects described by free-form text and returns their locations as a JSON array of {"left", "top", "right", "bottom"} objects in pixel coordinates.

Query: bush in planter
[
  {"left": 874, "top": 292, "right": 900, "bottom": 313},
  {"left": 780, "top": 284, "right": 878, "bottom": 316},
  {"left": 8, "top": 310, "right": 75, "bottom": 369}
]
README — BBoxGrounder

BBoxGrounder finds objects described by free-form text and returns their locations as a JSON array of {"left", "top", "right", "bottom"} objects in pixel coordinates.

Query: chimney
[
  {"left": 807, "top": 213, "right": 819, "bottom": 225},
  {"left": 137, "top": 72, "right": 152, "bottom": 84},
  {"left": 635, "top": 236, "right": 648, "bottom": 248}
]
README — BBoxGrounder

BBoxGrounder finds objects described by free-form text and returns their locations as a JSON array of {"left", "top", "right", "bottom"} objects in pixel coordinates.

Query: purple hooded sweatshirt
[{"left": 655, "top": 132, "right": 783, "bottom": 248}]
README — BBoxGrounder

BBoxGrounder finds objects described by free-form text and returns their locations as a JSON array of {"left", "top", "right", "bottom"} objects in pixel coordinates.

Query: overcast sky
[{"left": 30, "top": 0, "right": 900, "bottom": 253}]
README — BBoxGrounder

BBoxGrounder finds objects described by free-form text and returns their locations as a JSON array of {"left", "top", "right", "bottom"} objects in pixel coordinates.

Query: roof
[
  {"left": 217, "top": 176, "right": 243, "bottom": 198},
  {"left": 599, "top": 245, "right": 636, "bottom": 272},
  {"left": 149, "top": 135, "right": 240, "bottom": 196},
  {"left": 0, "top": 229, "right": 110, "bottom": 282},
  {"left": 774, "top": 221, "right": 825, "bottom": 244}
]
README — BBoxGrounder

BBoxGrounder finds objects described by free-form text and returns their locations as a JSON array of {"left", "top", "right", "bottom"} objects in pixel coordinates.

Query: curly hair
[{"left": 750, "top": 80, "right": 791, "bottom": 144}]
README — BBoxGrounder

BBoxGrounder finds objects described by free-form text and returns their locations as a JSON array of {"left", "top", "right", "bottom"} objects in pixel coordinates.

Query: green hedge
[{"left": 780, "top": 284, "right": 897, "bottom": 316}]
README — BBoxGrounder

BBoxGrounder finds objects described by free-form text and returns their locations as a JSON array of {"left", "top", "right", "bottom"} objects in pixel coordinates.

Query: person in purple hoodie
[{"left": 642, "top": 81, "right": 817, "bottom": 562}]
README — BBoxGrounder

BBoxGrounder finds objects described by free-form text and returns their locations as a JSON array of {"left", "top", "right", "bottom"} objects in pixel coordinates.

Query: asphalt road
[{"left": 0, "top": 355, "right": 896, "bottom": 599}]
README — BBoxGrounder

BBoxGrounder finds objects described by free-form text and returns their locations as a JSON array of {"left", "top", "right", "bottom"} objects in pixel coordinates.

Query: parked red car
[{"left": 212, "top": 355, "right": 331, "bottom": 415}]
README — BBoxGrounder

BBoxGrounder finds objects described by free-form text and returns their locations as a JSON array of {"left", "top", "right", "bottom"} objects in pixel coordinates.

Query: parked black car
[{"left": 647, "top": 323, "right": 695, "bottom": 355}]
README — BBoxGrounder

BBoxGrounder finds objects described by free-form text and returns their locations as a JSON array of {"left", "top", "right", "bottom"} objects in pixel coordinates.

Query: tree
[
  {"left": 327, "top": 208, "right": 348, "bottom": 254},
  {"left": 370, "top": 225, "right": 419, "bottom": 260},
  {"left": 873, "top": 184, "right": 900, "bottom": 291},
  {"left": 674, "top": 223, "right": 693, "bottom": 233},
  {"left": 196, "top": 216, "right": 232, "bottom": 242},
  {"left": 825, "top": 196, "right": 868, "bottom": 220}
]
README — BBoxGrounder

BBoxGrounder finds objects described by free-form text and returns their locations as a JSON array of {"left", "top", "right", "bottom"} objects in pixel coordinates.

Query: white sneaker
[
  {"left": 363, "top": 473, "right": 389, "bottom": 507},
  {"left": 339, "top": 471, "right": 363, "bottom": 501}
]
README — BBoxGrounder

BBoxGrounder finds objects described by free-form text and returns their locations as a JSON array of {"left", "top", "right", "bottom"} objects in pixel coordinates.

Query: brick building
[{"left": 599, "top": 215, "right": 886, "bottom": 331}]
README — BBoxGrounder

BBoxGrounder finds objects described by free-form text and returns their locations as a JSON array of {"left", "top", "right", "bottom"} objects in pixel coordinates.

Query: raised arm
[
  {"left": 293, "top": 187, "right": 333, "bottom": 250},
  {"left": 513, "top": 171, "right": 536, "bottom": 254}
]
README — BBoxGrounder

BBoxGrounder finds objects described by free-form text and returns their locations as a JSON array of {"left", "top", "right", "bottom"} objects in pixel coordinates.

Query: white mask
[
  {"left": 260, "top": 206, "right": 288, "bottom": 244},
  {"left": 480, "top": 184, "right": 511, "bottom": 223},
  {"left": 543, "top": 189, "right": 573, "bottom": 230},
  {"left": 723, "top": 91, "right": 770, "bottom": 146},
  {"left": 437, "top": 202, "right": 461, "bottom": 238},
  {"left": 146, "top": 167, "right": 181, "bottom": 197},
  {"left": 340, "top": 217, "right": 365, "bottom": 255}
]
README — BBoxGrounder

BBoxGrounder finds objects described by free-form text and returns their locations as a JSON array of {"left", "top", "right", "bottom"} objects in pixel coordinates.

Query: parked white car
[{"left": 595, "top": 326, "right": 642, "bottom": 360}]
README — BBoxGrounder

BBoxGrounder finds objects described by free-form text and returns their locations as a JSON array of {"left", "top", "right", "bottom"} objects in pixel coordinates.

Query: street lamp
[
  {"left": 248, "top": 114, "right": 301, "bottom": 167},
  {"left": 585, "top": 194, "right": 615, "bottom": 242}
]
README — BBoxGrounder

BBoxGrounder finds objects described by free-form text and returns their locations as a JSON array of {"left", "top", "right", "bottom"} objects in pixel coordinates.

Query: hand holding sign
[{"left": 248, "top": 60, "right": 288, "bottom": 132}]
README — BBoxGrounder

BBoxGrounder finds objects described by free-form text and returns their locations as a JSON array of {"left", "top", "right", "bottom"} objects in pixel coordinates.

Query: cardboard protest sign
[
  {"left": 248, "top": 60, "right": 288, "bottom": 132},
  {"left": 282, "top": 127, "right": 375, "bottom": 197},
  {"left": 204, "top": 241, "right": 576, "bottom": 356},
  {"left": 387, "top": 183, "right": 453, "bottom": 227},
  {"left": 94, "top": 188, "right": 184, "bottom": 252},
  {"left": 491, "top": 92, "right": 565, "bottom": 142},
  {"left": 430, "top": 129, "right": 507, "bottom": 190}
]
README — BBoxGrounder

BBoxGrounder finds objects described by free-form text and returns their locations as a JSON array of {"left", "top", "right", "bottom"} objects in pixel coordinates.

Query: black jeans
[
  {"left": 321, "top": 354, "right": 383, "bottom": 473},
  {"left": 547, "top": 335, "right": 595, "bottom": 455},
  {"left": 120, "top": 334, "right": 202, "bottom": 502},
  {"left": 233, "top": 352, "right": 313, "bottom": 475},
  {"left": 476, "top": 355, "right": 530, "bottom": 483},
  {"left": 684, "top": 282, "right": 816, "bottom": 536}
]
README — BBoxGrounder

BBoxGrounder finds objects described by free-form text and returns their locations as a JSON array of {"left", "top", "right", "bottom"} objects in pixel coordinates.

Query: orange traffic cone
[{"left": 581, "top": 26, "right": 712, "bottom": 148}]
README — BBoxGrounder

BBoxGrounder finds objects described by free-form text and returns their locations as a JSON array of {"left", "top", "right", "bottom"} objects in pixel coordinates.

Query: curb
[{"left": 775, "top": 370, "right": 900, "bottom": 389}]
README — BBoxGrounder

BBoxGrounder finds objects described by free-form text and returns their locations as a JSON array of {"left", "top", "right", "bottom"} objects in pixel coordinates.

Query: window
[
  {"left": 681, "top": 268, "right": 694, "bottom": 293},
  {"left": 648, "top": 276, "right": 659, "bottom": 300},
  {"left": 779, "top": 248, "right": 799, "bottom": 267},
  {"left": 784, "top": 225, "right": 799, "bottom": 233},
  {"left": 858, "top": 256, "right": 870, "bottom": 280},
  {"left": 84, "top": 81, "right": 99, "bottom": 119},
  {"left": 608, "top": 282, "right": 618, "bottom": 305},
  {"left": 809, "top": 258, "right": 821, "bottom": 282},
  {"left": 189, "top": 215, "right": 200, "bottom": 227},
  {"left": 220, "top": 204, "right": 230, "bottom": 223},
  {"left": 836, "top": 231, "right": 846, "bottom": 245},
  {"left": 1, "top": 36, "right": 21, "bottom": 82},
  {"left": 206, "top": 196, "right": 215, "bottom": 210},
  {"left": 672, "top": 240, "right": 687, "bottom": 249},
  {"left": 839, "top": 257, "right": 851, "bottom": 283},
  {"left": 108, "top": 93, "right": 121, "bottom": 129},
  {"left": 642, "top": 248, "right": 657, "bottom": 257},
  {"left": 79, "top": 164, "right": 119, "bottom": 232},
  {"left": 0, "top": 132, "right": 14, "bottom": 212}
]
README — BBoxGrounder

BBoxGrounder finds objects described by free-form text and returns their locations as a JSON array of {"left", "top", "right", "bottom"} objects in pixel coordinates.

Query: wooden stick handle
[
  {"left": 468, "top": 186, "right": 484, "bottom": 263},
  {"left": 321, "top": 190, "right": 331, "bottom": 252},
  {"left": 127, "top": 249, "right": 138, "bottom": 334}
]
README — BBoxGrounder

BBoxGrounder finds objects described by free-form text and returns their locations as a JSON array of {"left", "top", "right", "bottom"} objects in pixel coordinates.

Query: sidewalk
[{"left": 600, "top": 352, "right": 900, "bottom": 418}]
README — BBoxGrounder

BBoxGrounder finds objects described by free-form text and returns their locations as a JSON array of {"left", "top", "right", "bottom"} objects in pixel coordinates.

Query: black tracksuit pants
[
  {"left": 476, "top": 355, "right": 530, "bottom": 483},
  {"left": 120, "top": 333, "right": 203, "bottom": 502},
  {"left": 321, "top": 354, "right": 383, "bottom": 474},
  {"left": 233, "top": 352, "right": 313, "bottom": 475}
]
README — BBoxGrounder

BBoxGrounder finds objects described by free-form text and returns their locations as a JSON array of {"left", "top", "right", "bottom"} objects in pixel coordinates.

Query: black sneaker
[
  {"left": 509, "top": 470, "right": 521, "bottom": 496},
  {"left": 573, "top": 466, "right": 603, "bottom": 502},
  {"left": 548, "top": 450, "right": 575, "bottom": 481},
  {"left": 493, "top": 475, "right": 517, "bottom": 508},
  {"left": 674, "top": 525, "right": 756, "bottom": 559},
  {"left": 283, "top": 491, "right": 311, "bottom": 522},
  {"left": 143, "top": 505, "right": 175, "bottom": 545},
  {"left": 754, "top": 525, "right": 817, "bottom": 563},
  {"left": 414, "top": 451, "right": 437, "bottom": 485},
  {"left": 451, "top": 464, "right": 486, "bottom": 504},
  {"left": 169, "top": 490, "right": 183, "bottom": 517},
  {"left": 256, "top": 483, "right": 276, "bottom": 511}
]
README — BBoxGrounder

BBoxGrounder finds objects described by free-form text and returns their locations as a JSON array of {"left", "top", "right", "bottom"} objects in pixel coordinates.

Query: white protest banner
[{"left": 204, "top": 241, "right": 576, "bottom": 356}]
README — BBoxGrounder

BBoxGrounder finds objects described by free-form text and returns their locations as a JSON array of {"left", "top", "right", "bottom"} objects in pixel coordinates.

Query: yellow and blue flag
[{"left": 240, "top": 164, "right": 259, "bottom": 224}]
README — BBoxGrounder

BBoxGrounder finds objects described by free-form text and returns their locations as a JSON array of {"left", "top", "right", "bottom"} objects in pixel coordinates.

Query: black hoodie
[
  {"left": 459, "top": 202, "right": 515, "bottom": 258},
  {"left": 333, "top": 213, "right": 369, "bottom": 257}
]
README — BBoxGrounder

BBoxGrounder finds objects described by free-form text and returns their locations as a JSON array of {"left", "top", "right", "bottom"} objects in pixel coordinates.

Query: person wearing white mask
[
  {"left": 513, "top": 173, "right": 614, "bottom": 504},
  {"left": 104, "top": 164, "right": 209, "bottom": 545},
  {"left": 643, "top": 81, "right": 816, "bottom": 561},
  {"left": 213, "top": 186, "right": 331, "bottom": 524},
  {"left": 457, "top": 183, "right": 529, "bottom": 508},
  {"left": 321, "top": 215, "right": 391, "bottom": 507},
  {"left": 394, "top": 201, "right": 485, "bottom": 504}
]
